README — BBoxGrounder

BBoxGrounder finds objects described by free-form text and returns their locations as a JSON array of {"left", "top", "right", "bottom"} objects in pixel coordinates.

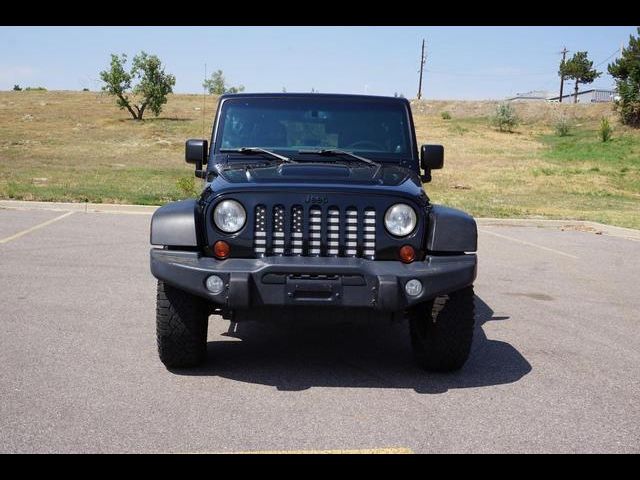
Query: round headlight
[
  {"left": 213, "top": 200, "right": 246, "bottom": 233},
  {"left": 384, "top": 203, "right": 417, "bottom": 237}
]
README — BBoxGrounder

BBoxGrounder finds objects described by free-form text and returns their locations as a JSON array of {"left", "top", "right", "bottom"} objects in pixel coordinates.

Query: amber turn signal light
[
  {"left": 213, "top": 240, "right": 230, "bottom": 259},
  {"left": 399, "top": 245, "right": 416, "bottom": 263}
]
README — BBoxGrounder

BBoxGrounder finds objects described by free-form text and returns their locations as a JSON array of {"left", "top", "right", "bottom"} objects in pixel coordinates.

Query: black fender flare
[
  {"left": 426, "top": 205, "right": 477, "bottom": 253},
  {"left": 150, "top": 199, "right": 199, "bottom": 247}
]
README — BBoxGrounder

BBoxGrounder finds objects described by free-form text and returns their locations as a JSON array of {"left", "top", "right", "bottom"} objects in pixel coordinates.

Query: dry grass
[
  {"left": 411, "top": 99, "right": 640, "bottom": 229},
  {"left": 411, "top": 99, "right": 616, "bottom": 123},
  {"left": 0, "top": 90, "right": 206, "bottom": 204},
  {"left": 1, "top": 91, "right": 639, "bottom": 228}
]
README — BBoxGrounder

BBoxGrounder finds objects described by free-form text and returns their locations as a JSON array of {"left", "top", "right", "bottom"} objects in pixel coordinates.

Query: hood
[
  {"left": 204, "top": 162, "right": 427, "bottom": 202},
  {"left": 214, "top": 162, "right": 419, "bottom": 186}
]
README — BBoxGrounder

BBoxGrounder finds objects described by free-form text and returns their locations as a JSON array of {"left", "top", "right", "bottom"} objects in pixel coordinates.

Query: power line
[
  {"left": 424, "top": 45, "right": 621, "bottom": 80},
  {"left": 595, "top": 48, "right": 620, "bottom": 68}
]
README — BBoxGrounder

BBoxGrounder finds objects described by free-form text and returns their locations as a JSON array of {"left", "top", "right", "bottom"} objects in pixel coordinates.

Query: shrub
[
  {"left": 441, "top": 111, "right": 452, "bottom": 120},
  {"left": 13, "top": 84, "right": 22, "bottom": 91},
  {"left": 176, "top": 176, "right": 198, "bottom": 198},
  {"left": 599, "top": 117, "right": 612, "bottom": 142},
  {"left": 615, "top": 100, "right": 640, "bottom": 127},
  {"left": 24, "top": 86, "right": 47, "bottom": 91},
  {"left": 491, "top": 103, "right": 519, "bottom": 132},
  {"left": 554, "top": 116, "right": 571, "bottom": 136}
]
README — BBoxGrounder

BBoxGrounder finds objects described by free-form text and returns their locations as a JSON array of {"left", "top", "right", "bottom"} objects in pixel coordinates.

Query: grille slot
[
  {"left": 291, "top": 206, "right": 303, "bottom": 255},
  {"left": 345, "top": 208, "right": 358, "bottom": 257},
  {"left": 363, "top": 209, "right": 376, "bottom": 259},
  {"left": 254, "top": 206, "right": 267, "bottom": 256},
  {"left": 252, "top": 204, "right": 376, "bottom": 259},
  {"left": 327, "top": 208, "right": 340, "bottom": 256},
  {"left": 272, "top": 205, "right": 285, "bottom": 255},
  {"left": 309, "top": 207, "right": 322, "bottom": 256}
]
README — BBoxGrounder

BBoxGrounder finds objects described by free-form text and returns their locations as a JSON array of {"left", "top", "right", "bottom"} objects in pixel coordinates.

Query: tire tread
[
  {"left": 156, "top": 281, "right": 208, "bottom": 368},
  {"left": 409, "top": 286, "right": 475, "bottom": 372}
]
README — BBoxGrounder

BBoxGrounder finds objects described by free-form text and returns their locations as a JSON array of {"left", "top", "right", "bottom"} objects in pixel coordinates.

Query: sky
[{"left": 0, "top": 26, "right": 636, "bottom": 99}]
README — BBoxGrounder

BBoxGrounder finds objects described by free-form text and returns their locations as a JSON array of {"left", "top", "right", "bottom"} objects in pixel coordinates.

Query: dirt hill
[{"left": 1, "top": 91, "right": 638, "bottom": 228}]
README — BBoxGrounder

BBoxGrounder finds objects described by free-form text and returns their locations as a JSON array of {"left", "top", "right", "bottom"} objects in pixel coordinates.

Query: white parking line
[
  {"left": 0, "top": 211, "right": 74, "bottom": 244},
  {"left": 479, "top": 228, "right": 579, "bottom": 259},
  {"left": 179, "top": 447, "right": 414, "bottom": 454}
]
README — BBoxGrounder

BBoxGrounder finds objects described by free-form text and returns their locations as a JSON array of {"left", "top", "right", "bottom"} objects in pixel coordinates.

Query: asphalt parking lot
[{"left": 1, "top": 202, "right": 639, "bottom": 453}]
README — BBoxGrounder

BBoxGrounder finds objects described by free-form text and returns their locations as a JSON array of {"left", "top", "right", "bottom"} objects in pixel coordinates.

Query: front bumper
[{"left": 150, "top": 249, "right": 477, "bottom": 311}]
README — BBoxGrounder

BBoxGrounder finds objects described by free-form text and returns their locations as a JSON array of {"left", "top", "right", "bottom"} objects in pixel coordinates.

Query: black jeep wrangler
[{"left": 150, "top": 93, "right": 477, "bottom": 372}]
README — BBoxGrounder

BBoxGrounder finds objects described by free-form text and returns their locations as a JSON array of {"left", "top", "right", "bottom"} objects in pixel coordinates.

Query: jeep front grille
[{"left": 253, "top": 205, "right": 376, "bottom": 259}]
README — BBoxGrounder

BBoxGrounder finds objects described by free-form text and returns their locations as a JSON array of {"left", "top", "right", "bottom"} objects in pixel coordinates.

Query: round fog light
[
  {"left": 405, "top": 279, "right": 423, "bottom": 297},
  {"left": 205, "top": 275, "right": 225, "bottom": 295}
]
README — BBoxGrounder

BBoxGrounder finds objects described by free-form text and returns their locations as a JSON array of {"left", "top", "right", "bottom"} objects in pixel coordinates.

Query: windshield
[{"left": 215, "top": 97, "right": 413, "bottom": 161}]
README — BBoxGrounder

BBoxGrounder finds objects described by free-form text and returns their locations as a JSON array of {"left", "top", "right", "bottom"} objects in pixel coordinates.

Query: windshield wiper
[
  {"left": 297, "top": 149, "right": 380, "bottom": 168},
  {"left": 220, "top": 147, "right": 296, "bottom": 163}
]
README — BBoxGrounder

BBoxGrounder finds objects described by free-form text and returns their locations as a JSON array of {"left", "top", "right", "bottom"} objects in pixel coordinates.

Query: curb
[
  {"left": 0, "top": 200, "right": 158, "bottom": 215},
  {"left": 477, "top": 217, "right": 640, "bottom": 241},
  {"left": 1, "top": 199, "right": 639, "bottom": 241}
]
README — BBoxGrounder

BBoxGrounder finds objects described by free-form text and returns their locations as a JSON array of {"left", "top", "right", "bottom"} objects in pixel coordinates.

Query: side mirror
[
  {"left": 185, "top": 139, "right": 208, "bottom": 176},
  {"left": 420, "top": 144, "right": 444, "bottom": 182}
]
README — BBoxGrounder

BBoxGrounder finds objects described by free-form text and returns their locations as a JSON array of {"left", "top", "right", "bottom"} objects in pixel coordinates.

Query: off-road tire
[
  {"left": 156, "top": 280, "right": 209, "bottom": 368},
  {"left": 409, "top": 286, "right": 475, "bottom": 372}
]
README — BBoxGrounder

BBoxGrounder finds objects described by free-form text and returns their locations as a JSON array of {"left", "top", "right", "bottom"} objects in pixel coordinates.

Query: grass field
[{"left": 1, "top": 91, "right": 639, "bottom": 228}]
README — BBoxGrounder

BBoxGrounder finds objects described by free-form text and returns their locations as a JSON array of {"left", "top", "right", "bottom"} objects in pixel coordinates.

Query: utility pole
[
  {"left": 202, "top": 63, "right": 207, "bottom": 139},
  {"left": 417, "top": 39, "right": 426, "bottom": 100},
  {"left": 558, "top": 46, "right": 569, "bottom": 103}
]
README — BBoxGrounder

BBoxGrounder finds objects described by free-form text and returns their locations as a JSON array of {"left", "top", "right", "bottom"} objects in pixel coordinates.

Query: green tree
[
  {"left": 99, "top": 52, "right": 176, "bottom": 120},
  {"left": 203, "top": 69, "right": 244, "bottom": 95},
  {"left": 559, "top": 51, "right": 601, "bottom": 103},
  {"left": 13, "top": 84, "right": 22, "bottom": 91},
  {"left": 608, "top": 27, "right": 640, "bottom": 126}
]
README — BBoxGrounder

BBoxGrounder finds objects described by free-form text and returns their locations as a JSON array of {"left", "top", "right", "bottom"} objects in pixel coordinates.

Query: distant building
[
  {"left": 547, "top": 89, "right": 616, "bottom": 103},
  {"left": 505, "top": 90, "right": 553, "bottom": 102}
]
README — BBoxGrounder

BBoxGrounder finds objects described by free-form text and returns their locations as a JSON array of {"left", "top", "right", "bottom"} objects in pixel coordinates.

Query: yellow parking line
[
  {"left": 479, "top": 228, "right": 579, "bottom": 259},
  {"left": 0, "top": 211, "right": 74, "bottom": 244},
  {"left": 181, "top": 447, "right": 413, "bottom": 454}
]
